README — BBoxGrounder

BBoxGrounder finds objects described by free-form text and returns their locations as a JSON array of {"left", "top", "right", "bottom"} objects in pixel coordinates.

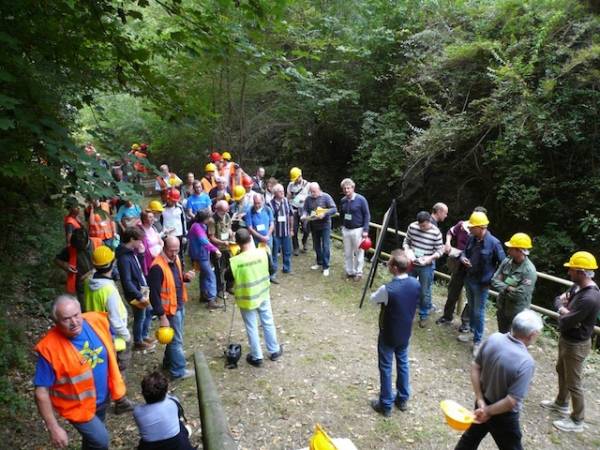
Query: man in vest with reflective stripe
[
  {"left": 148, "top": 236, "right": 196, "bottom": 380},
  {"left": 230, "top": 229, "right": 282, "bottom": 367},
  {"left": 34, "top": 295, "right": 132, "bottom": 449}
]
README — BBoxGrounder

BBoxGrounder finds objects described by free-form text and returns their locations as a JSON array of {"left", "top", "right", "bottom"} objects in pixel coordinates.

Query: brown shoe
[
  {"left": 134, "top": 341, "right": 155, "bottom": 351},
  {"left": 143, "top": 337, "right": 157, "bottom": 345},
  {"left": 207, "top": 301, "right": 223, "bottom": 310}
]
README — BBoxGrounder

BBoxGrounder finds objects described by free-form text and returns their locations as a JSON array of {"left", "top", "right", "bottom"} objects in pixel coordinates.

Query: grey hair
[
  {"left": 272, "top": 183, "right": 285, "bottom": 193},
  {"left": 340, "top": 178, "right": 355, "bottom": 189},
  {"left": 215, "top": 200, "right": 229, "bottom": 210},
  {"left": 51, "top": 295, "right": 80, "bottom": 321},
  {"left": 511, "top": 309, "right": 543, "bottom": 337},
  {"left": 308, "top": 182, "right": 321, "bottom": 191},
  {"left": 432, "top": 202, "right": 448, "bottom": 213}
]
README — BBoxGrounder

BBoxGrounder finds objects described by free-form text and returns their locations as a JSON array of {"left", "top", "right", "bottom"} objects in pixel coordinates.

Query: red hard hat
[
  {"left": 210, "top": 152, "right": 222, "bottom": 162},
  {"left": 359, "top": 237, "right": 372, "bottom": 251},
  {"left": 242, "top": 175, "right": 253, "bottom": 188},
  {"left": 167, "top": 188, "right": 180, "bottom": 202}
]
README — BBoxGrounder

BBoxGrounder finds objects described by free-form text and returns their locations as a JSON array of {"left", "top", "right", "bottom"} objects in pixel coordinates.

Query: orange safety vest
[
  {"left": 64, "top": 215, "right": 82, "bottom": 232},
  {"left": 200, "top": 176, "right": 216, "bottom": 193},
  {"left": 66, "top": 238, "right": 102, "bottom": 293},
  {"left": 133, "top": 150, "right": 149, "bottom": 173},
  {"left": 88, "top": 203, "right": 114, "bottom": 241},
  {"left": 34, "top": 312, "right": 126, "bottom": 423},
  {"left": 151, "top": 254, "right": 188, "bottom": 316}
]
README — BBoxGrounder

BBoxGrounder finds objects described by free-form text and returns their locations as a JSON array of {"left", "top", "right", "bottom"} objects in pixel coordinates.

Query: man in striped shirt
[
  {"left": 269, "top": 184, "right": 294, "bottom": 279},
  {"left": 403, "top": 211, "right": 444, "bottom": 327}
]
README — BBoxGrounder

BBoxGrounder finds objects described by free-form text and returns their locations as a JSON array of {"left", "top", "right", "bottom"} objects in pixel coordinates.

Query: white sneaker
[
  {"left": 553, "top": 417, "right": 584, "bottom": 432},
  {"left": 472, "top": 343, "right": 481, "bottom": 357},
  {"left": 323, "top": 269, "right": 330, "bottom": 277},
  {"left": 310, "top": 264, "right": 321, "bottom": 270},
  {"left": 540, "top": 400, "right": 569, "bottom": 416},
  {"left": 457, "top": 334, "right": 472, "bottom": 343}
]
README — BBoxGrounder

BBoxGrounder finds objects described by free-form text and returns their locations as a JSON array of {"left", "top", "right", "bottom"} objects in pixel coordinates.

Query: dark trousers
[
  {"left": 455, "top": 409, "right": 522, "bottom": 450},
  {"left": 496, "top": 309, "right": 515, "bottom": 334},
  {"left": 442, "top": 258, "right": 468, "bottom": 327},
  {"left": 211, "top": 250, "right": 232, "bottom": 295},
  {"left": 291, "top": 208, "right": 309, "bottom": 250}
]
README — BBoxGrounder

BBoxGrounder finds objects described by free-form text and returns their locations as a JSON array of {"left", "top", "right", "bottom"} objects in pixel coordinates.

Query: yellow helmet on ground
[
  {"left": 205, "top": 163, "right": 217, "bottom": 172},
  {"left": 156, "top": 327, "right": 175, "bottom": 344},
  {"left": 466, "top": 211, "right": 489, "bottom": 228},
  {"left": 309, "top": 424, "right": 337, "bottom": 450},
  {"left": 148, "top": 200, "right": 164, "bottom": 213},
  {"left": 290, "top": 167, "right": 302, "bottom": 182},
  {"left": 222, "top": 151, "right": 232, "bottom": 161},
  {"left": 505, "top": 232, "right": 532, "bottom": 249},
  {"left": 232, "top": 185, "right": 246, "bottom": 201},
  {"left": 92, "top": 246, "right": 115, "bottom": 268},
  {"left": 564, "top": 251, "right": 598, "bottom": 270}
]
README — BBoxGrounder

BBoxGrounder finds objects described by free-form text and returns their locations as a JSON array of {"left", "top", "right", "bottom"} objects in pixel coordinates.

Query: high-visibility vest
[
  {"left": 66, "top": 238, "right": 102, "bottom": 294},
  {"left": 82, "top": 279, "right": 127, "bottom": 322},
  {"left": 230, "top": 248, "right": 270, "bottom": 310},
  {"left": 64, "top": 215, "right": 82, "bottom": 232},
  {"left": 133, "top": 150, "right": 148, "bottom": 173},
  {"left": 34, "top": 312, "right": 126, "bottom": 423},
  {"left": 200, "top": 176, "right": 216, "bottom": 193},
  {"left": 151, "top": 254, "right": 188, "bottom": 316},
  {"left": 88, "top": 203, "right": 114, "bottom": 241}
]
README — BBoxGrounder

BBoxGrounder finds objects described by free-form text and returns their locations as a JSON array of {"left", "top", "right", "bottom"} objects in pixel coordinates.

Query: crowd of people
[{"left": 34, "top": 145, "right": 600, "bottom": 449}]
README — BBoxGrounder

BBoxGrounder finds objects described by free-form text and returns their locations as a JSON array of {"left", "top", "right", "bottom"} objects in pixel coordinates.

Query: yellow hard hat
[
  {"left": 309, "top": 424, "right": 336, "bottom": 450},
  {"left": 440, "top": 400, "right": 475, "bottom": 432},
  {"left": 466, "top": 211, "right": 489, "bottom": 228},
  {"left": 148, "top": 200, "right": 164, "bottom": 212},
  {"left": 92, "top": 246, "right": 115, "bottom": 268},
  {"left": 131, "top": 143, "right": 140, "bottom": 151},
  {"left": 505, "top": 232, "right": 532, "bottom": 249},
  {"left": 222, "top": 151, "right": 232, "bottom": 161},
  {"left": 290, "top": 167, "right": 302, "bottom": 182},
  {"left": 205, "top": 163, "right": 217, "bottom": 172},
  {"left": 155, "top": 326, "right": 175, "bottom": 345},
  {"left": 114, "top": 337, "right": 126, "bottom": 352},
  {"left": 232, "top": 185, "right": 246, "bottom": 201},
  {"left": 564, "top": 251, "right": 598, "bottom": 270},
  {"left": 228, "top": 243, "right": 240, "bottom": 256}
]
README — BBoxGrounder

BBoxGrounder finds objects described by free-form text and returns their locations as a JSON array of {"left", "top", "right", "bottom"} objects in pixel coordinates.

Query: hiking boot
[
  {"left": 458, "top": 324, "right": 471, "bottom": 334},
  {"left": 553, "top": 417, "right": 584, "bottom": 433},
  {"left": 540, "top": 400, "right": 569, "bottom": 416},
  {"left": 114, "top": 397, "right": 135, "bottom": 415},
  {"left": 134, "top": 341, "right": 155, "bottom": 351},
  {"left": 395, "top": 398, "right": 408, "bottom": 411},
  {"left": 436, "top": 317, "right": 452, "bottom": 326},
  {"left": 370, "top": 399, "right": 392, "bottom": 417},
  {"left": 246, "top": 354, "right": 263, "bottom": 367},
  {"left": 457, "top": 334, "right": 472, "bottom": 343},
  {"left": 269, "top": 346, "right": 284, "bottom": 361},
  {"left": 207, "top": 301, "right": 223, "bottom": 310}
]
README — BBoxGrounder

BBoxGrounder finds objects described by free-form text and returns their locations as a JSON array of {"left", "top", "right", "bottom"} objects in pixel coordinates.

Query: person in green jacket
[
  {"left": 230, "top": 228, "right": 282, "bottom": 367},
  {"left": 491, "top": 233, "right": 538, "bottom": 333}
]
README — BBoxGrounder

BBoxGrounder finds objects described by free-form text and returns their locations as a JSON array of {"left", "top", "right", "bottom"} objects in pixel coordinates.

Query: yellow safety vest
[{"left": 230, "top": 248, "right": 270, "bottom": 310}]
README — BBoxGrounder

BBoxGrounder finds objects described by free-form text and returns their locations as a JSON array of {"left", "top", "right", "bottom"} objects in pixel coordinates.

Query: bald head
[
  {"left": 215, "top": 200, "right": 229, "bottom": 213},
  {"left": 163, "top": 236, "right": 180, "bottom": 262}
]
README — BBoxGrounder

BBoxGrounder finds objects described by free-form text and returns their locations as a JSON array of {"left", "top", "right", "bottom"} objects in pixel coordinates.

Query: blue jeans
[
  {"left": 312, "top": 227, "right": 331, "bottom": 269},
  {"left": 465, "top": 278, "right": 489, "bottom": 344},
  {"left": 197, "top": 258, "right": 217, "bottom": 301},
  {"left": 271, "top": 235, "right": 292, "bottom": 273},
  {"left": 164, "top": 307, "right": 187, "bottom": 378},
  {"left": 240, "top": 298, "right": 280, "bottom": 360},
  {"left": 409, "top": 264, "right": 434, "bottom": 319},
  {"left": 71, "top": 399, "right": 109, "bottom": 449},
  {"left": 378, "top": 334, "right": 410, "bottom": 410},
  {"left": 132, "top": 305, "right": 153, "bottom": 344}
]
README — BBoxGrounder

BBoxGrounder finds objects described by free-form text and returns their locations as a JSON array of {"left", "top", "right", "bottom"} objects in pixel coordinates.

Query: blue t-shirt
[
  {"left": 186, "top": 193, "right": 211, "bottom": 215},
  {"left": 246, "top": 207, "right": 273, "bottom": 239},
  {"left": 115, "top": 204, "right": 142, "bottom": 222},
  {"left": 34, "top": 321, "right": 109, "bottom": 406}
]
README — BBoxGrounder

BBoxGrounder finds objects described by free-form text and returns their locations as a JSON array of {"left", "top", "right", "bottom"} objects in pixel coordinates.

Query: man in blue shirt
[
  {"left": 185, "top": 180, "right": 211, "bottom": 225},
  {"left": 302, "top": 182, "right": 337, "bottom": 277},
  {"left": 458, "top": 211, "right": 505, "bottom": 356},
  {"left": 246, "top": 194, "right": 276, "bottom": 282},
  {"left": 340, "top": 178, "right": 371, "bottom": 281},
  {"left": 370, "top": 250, "right": 421, "bottom": 416}
]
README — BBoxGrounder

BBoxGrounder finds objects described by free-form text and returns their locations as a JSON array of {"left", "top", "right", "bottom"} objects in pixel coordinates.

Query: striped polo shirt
[
  {"left": 269, "top": 198, "right": 293, "bottom": 237},
  {"left": 402, "top": 221, "right": 444, "bottom": 265}
]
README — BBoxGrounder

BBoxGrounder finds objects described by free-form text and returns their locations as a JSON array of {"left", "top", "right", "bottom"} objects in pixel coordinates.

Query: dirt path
[{"left": 14, "top": 240, "right": 600, "bottom": 449}]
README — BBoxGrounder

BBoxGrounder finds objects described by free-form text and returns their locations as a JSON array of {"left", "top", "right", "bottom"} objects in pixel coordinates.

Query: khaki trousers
[{"left": 555, "top": 336, "right": 591, "bottom": 422}]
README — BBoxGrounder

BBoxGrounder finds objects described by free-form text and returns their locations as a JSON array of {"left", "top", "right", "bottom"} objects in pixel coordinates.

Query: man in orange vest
[
  {"left": 148, "top": 236, "right": 196, "bottom": 380},
  {"left": 87, "top": 199, "right": 117, "bottom": 248},
  {"left": 64, "top": 198, "right": 82, "bottom": 245},
  {"left": 34, "top": 295, "right": 134, "bottom": 449},
  {"left": 55, "top": 228, "right": 102, "bottom": 303}
]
